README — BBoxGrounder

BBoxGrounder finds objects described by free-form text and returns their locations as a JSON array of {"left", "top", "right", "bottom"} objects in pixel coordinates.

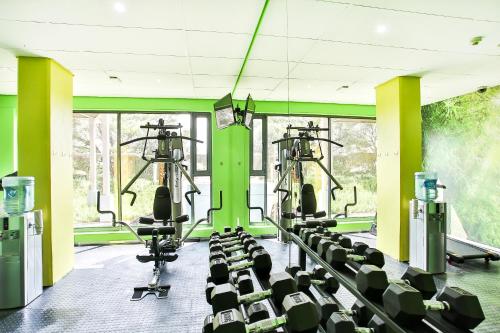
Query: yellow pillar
[
  {"left": 18, "top": 57, "right": 74, "bottom": 286},
  {"left": 375, "top": 76, "right": 421, "bottom": 261}
]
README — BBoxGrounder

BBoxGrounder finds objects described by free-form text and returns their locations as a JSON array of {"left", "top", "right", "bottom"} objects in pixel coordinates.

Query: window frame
[
  {"left": 249, "top": 115, "right": 268, "bottom": 220},
  {"left": 249, "top": 113, "right": 376, "bottom": 222},
  {"left": 72, "top": 110, "right": 213, "bottom": 225}
]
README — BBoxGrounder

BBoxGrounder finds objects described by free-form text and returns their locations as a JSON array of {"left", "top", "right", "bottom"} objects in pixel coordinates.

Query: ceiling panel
[
  {"left": 42, "top": 51, "right": 192, "bottom": 74},
  {"left": 289, "top": 62, "right": 403, "bottom": 84},
  {"left": 108, "top": 71, "right": 193, "bottom": 88},
  {"left": 244, "top": 59, "right": 289, "bottom": 78},
  {"left": 193, "top": 74, "right": 234, "bottom": 88},
  {"left": 250, "top": 35, "right": 316, "bottom": 62},
  {"left": 0, "top": 21, "right": 188, "bottom": 56},
  {"left": 186, "top": 31, "right": 250, "bottom": 59},
  {"left": 319, "top": 4, "right": 500, "bottom": 55},
  {"left": 0, "top": 0, "right": 498, "bottom": 103},
  {"left": 194, "top": 87, "right": 233, "bottom": 99},
  {"left": 75, "top": 78, "right": 195, "bottom": 98},
  {"left": 236, "top": 76, "right": 281, "bottom": 91},
  {"left": 234, "top": 88, "right": 272, "bottom": 101},
  {"left": 190, "top": 57, "right": 241, "bottom": 76},
  {"left": 302, "top": 41, "right": 494, "bottom": 75},
  {"left": 336, "top": 0, "right": 500, "bottom": 22},
  {"left": 182, "top": 0, "right": 264, "bottom": 34},
  {"left": 0, "top": 0, "right": 185, "bottom": 29}
]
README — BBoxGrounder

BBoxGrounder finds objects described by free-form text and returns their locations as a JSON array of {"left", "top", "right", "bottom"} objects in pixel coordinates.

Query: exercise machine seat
[
  {"left": 137, "top": 226, "right": 176, "bottom": 236},
  {"left": 153, "top": 186, "right": 172, "bottom": 221},
  {"left": 300, "top": 184, "right": 317, "bottom": 215}
]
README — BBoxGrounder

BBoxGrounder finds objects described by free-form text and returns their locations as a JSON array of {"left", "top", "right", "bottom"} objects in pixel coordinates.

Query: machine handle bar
[
  {"left": 207, "top": 191, "right": 223, "bottom": 223},
  {"left": 246, "top": 190, "right": 264, "bottom": 221},
  {"left": 271, "top": 136, "right": 343, "bottom": 148},
  {"left": 121, "top": 135, "right": 203, "bottom": 146}
]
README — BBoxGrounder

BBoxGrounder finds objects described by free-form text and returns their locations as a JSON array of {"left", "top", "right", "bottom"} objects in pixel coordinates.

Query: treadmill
[{"left": 447, "top": 236, "right": 500, "bottom": 264}]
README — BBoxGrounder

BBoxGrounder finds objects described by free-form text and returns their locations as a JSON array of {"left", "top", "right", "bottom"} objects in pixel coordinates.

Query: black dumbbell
[
  {"left": 212, "top": 292, "right": 320, "bottom": 333},
  {"left": 365, "top": 315, "right": 387, "bottom": 333},
  {"left": 209, "top": 231, "right": 251, "bottom": 247},
  {"left": 318, "top": 239, "right": 368, "bottom": 260},
  {"left": 316, "top": 296, "right": 373, "bottom": 327},
  {"left": 286, "top": 265, "right": 339, "bottom": 294},
  {"left": 203, "top": 314, "right": 214, "bottom": 333},
  {"left": 209, "top": 236, "right": 256, "bottom": 255},
  {"left": 327, "top": 312, "right": 376, "bottom": 333},
  {"left": 326, "top": 245, "right": 384, "bottom": 268},
  {"left": 356, "top": 265, "right": 437, "bottom": 302},
  {"left": 209, "top": 243, "right": 264, "bottom": 264},
  {"left": 247, "top": 302, "right": 271, "bottom": 324},
  {"left": 383, "top": 282, "right": 485, "bottom": 329},
  {"left": 210, "top": 233, "right": 249, "bottom": 247},
  {"left": 205, "top": 271, "right": 254, "bottom": 304},
  {"left": 211, "top": 226, "right": 244, "bottom": 239},
  {"left": 294, "top": 270, "right": 339, "bottom": 294},
  {"left": 206, "top": 296, "right": 271, "bottom": 331},
  {"left": 286, "top": 264, "right": 340, "bottom": 294},
  {"left": 210, "top": 271, "right": 297, "bottom": 315},
  {"left": 309, "top": 233, "right": 353, "bottom": 252},
  {"left": 300, "top": 228, "right": 318, "bottom": 243},
  {"left": 209, "top": 248, "right": 272, "bottom": 284}
]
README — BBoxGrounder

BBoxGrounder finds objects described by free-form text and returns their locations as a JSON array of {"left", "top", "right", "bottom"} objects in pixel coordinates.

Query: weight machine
[
  {"left": 120, "top": 118, "right": 202, "bottom": 245},
  {"left": 272, "top": 122, "right": 357, "bottom": 239},
  {"left": 96, "top": 118, "right": 203, "bottom": 300}
]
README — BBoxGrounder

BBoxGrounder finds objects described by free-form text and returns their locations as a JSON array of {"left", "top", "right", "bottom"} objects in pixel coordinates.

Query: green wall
[
  {"left": 1, "top": 94, "right": 375, "bottom": 240},
  {"left": 0, "top": 95, "right": 17, "bottom": 176},
  {"left": 422, "top": 86, "right": 500, "bottom": 249}
]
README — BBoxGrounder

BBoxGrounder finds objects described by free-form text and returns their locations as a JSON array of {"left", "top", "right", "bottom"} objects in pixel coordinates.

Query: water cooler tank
[{"left": 0, "top": 210, "right": 43, "bottom": 309}]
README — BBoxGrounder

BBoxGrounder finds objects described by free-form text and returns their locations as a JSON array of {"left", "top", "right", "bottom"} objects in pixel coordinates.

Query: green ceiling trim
[
  {"left": 231, "top": 0, "right": 271, "bottom": 96},
  {"left": 0, "top": 94, "right": 375, "bottom": 117}
]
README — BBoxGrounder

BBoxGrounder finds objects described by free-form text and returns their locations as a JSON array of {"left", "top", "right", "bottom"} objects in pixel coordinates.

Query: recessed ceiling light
[
  {"left": 376, "top": 24, "right": 388, "bottom": 34},
  {"left": 114, "top": 2, "right": 126, "bottom": 13}
]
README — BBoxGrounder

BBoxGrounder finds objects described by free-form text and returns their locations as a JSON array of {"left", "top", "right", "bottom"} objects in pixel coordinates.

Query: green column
[
  {"left": 375, "top": 76, "right": 422, "bottom": 261},
  {"left": 18, "top": 57, "right": 74, "bottom": 286},
  {"left": 211, "top": 122, "right": 250, "bottom": 232}
]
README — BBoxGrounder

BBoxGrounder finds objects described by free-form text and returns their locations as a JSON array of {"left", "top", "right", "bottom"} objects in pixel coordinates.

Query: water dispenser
[
  {"left": 0, "top": 176, "right": 44, "bottom": 309},
  {"left": 409, "top": 172, "right": 447, "bottom": 274}
]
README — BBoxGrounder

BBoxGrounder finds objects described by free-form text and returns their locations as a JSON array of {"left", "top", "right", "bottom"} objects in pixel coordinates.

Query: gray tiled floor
[{"left": 0, "top": 234, "right": 498, "bottom": 333}]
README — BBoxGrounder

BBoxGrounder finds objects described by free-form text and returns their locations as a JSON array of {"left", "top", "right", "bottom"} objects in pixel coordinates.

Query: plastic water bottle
[
  {"left": 2, "top": 177, "right": 35, "bottom": 215},
  {"left": 415, "top": 172, "right": 437, "bottom": 201}
]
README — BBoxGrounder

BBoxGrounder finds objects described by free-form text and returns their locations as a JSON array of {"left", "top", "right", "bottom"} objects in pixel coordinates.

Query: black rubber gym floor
[{"left": 0, "top": 233, "right": 498, "bottom": 333}]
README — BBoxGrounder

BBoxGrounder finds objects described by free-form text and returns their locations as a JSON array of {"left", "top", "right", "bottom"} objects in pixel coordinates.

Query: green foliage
[{"left": 422, "top": 86, "right": 500, "bottom": 248}]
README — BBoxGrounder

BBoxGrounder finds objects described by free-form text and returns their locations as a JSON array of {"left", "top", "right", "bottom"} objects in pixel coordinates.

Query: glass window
[
  {"left": 250, "top": 115, "right": 376, "bottom": 222},
  {"left": 330, "top": 119, "right": 377, "bottom": 217},
  {"left": 250, "top": 176, "right": 266, "bottom": 222},
  {"left": 120, "top": 113, "right": 191, "bottom": 222},
  {"left": 266, "top": 116, "right": 330, "bottom": 219},
  {"left": 192, "top": 176, "right": 212, "bottom": 223},
  {"left": 72, "top": 113, "right": 118, "bottom": 226},
  {"left": 196, "top": 116, "right": 208, "bottom": 171},
  {"left": 73, "top": 111, "right": 212, "bottom": 227},
  {"left": 252, "top": 118, "right": 263, "bottom": 171}
]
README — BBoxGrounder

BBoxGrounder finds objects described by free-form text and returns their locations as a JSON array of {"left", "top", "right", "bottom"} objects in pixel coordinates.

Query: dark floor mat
[{"left": 0, "top": 235, "right": 498, "bottom": 333}]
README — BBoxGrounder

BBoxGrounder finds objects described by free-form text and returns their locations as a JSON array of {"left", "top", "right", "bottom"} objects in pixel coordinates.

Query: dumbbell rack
[{"left": 264, "top": 216, "right": 474, "bottom": 333}]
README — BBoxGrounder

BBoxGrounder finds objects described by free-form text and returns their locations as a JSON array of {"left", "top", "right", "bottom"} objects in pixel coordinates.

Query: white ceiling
[{"left": 0, "top": 0, "right": 499, "bottom": 105}]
